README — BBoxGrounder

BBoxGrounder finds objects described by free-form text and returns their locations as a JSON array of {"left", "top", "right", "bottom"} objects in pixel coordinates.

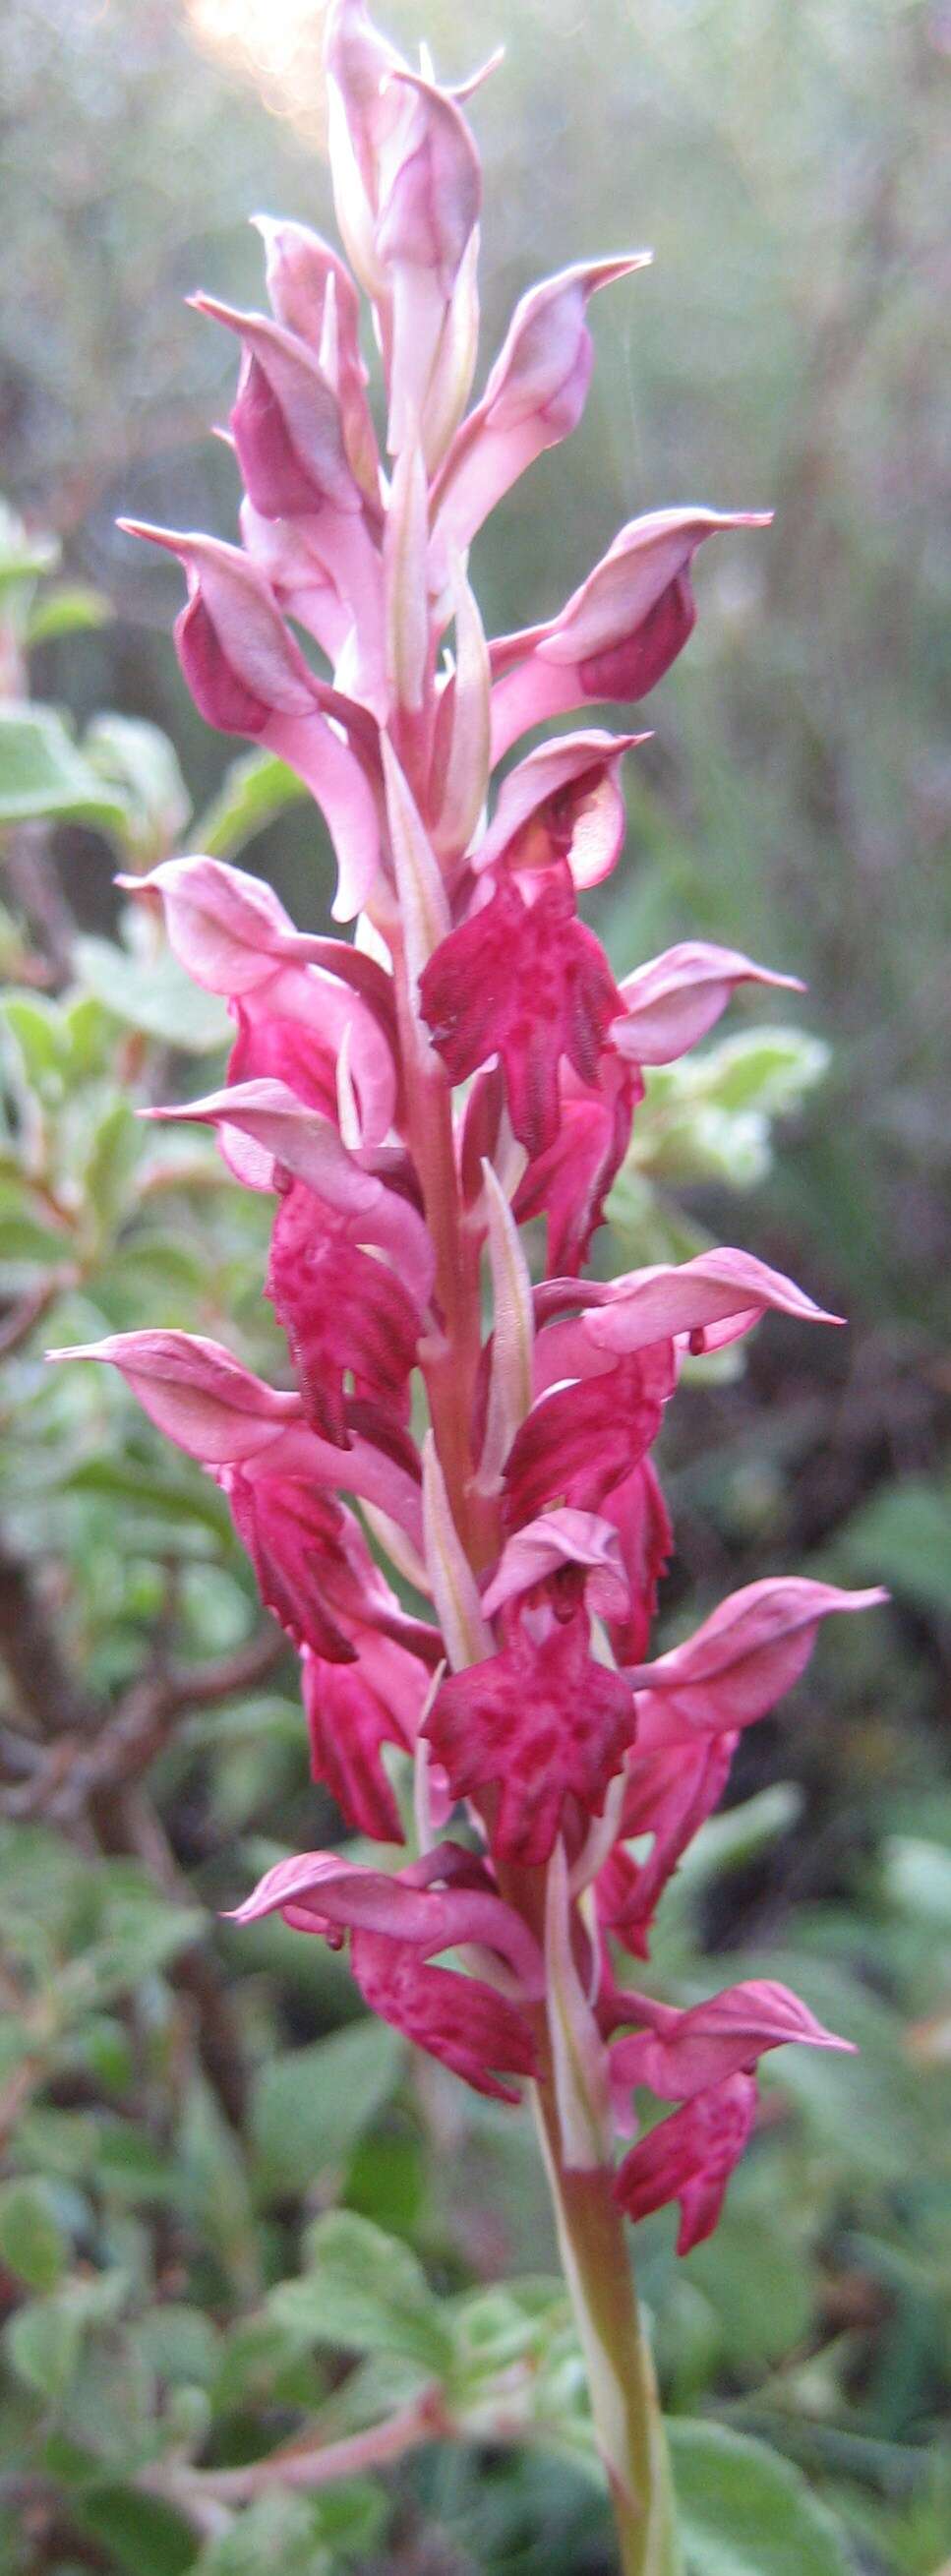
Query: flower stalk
[{"left": 49, "top": 5, "right": 886, "bottom": 2561}]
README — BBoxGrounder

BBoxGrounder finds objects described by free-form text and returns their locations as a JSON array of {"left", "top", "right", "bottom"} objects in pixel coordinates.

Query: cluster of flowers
[{"left": 56, "top": 0, "right": 882, "bottom": 2253}]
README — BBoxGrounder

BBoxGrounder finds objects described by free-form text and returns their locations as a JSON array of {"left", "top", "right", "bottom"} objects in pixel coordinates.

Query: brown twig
[{"left": 0, "top": 1532, "right": 285, "bottom": 2125}]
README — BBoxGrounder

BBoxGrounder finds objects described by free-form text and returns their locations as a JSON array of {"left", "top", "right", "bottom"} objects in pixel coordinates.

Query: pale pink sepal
[
  {"left": 612, "top": 941, "right": 805, "bottom": 1065},
  {"left": 46, "top": 1329, "right": 299, "bottom": 1465},
  {"left": 253, "top": 214, "right": 381, "bottom": 502},
  {"left": 489, "top": 507, "right": 772, "bottom": 760},
  {"left": 119, "top": 524, "right": 381, "bottom": 920},
  {"left": 483, "top": 1510, "right": 628, "bottom": 1624},
  {"left": 610, "top": 1978, "right": 853, "bottom": 2112},
  {"left": 628, "top": 1576, "right": 889, "bottom": 1739},
  {"left": 225, "top": 1839, "right": 545, "bottom": 1997},
  {"left": 148, "top": 1078, "right": 435, "bottom": 1306},
  {"left": 433, "top": 257, "right": 650, "bottom": 553},
  {"left": 543, "top": 1246, "right": 844, "bottom": 1360},
  {"left": 474, "top": 730, "right": 643, "bottom": 890}
]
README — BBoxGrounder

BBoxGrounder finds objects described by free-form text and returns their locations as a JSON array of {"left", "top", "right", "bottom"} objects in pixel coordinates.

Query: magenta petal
[
  {"left": 433, "top": 258, "right": 649, "bottom": 551},
  {"left": 612, "top": 940, "right": 805, "bottom": 1066},
  {"left": 615, "top": 2073, "right": 757, "bottom": 2253},
  {"left": 352, "top": 1933, "right": 537, "bottom": 2101},
  {"left": 504, "top": 1347, "right": 675, "bottom": 1527},
  {"left": 303, "top": 1633, "right": 425, "bottom": 1840},
  {"left": 47, "top": 1329, "right": 299, "bottom": 1466},
  {"left": 599, "top": 1455, "right": 673, "bottom": 1667},
  {"left": 514, "top": 1057, "right": 641, "bottom": 1277},
  {"left": 626, "top": 1576, "right": 889, "bottom": 1739},
  {"left": 225, "top": 1468, "right": 357, "bottom": 1660},
  {"left": 597, "top": 1735, "right": 736, "bottom": 1959},
  {"left": 267, "top": 1177, "right": 422, "bottom": 1444},
  {"left": 611, "top": 1979, "right": 853, "bottom": 2105},
  {"left": 474, "top": 729, "right": 642, "bottom": 891},
  {"left": 427, "top": 1609, "right": 636, "bottom": 1866},
  {"left": 420, "top": 866, "right": 622, "bottom": 1158}
]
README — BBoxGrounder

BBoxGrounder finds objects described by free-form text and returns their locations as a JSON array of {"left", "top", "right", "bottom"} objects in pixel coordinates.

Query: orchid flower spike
[{"left": 71, "top": 6, "right": 886, "bottom": 2541}]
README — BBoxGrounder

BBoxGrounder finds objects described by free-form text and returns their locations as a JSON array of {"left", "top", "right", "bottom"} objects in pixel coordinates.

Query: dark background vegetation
[{"left": 0, "top": 4, "right": 949, "bottom": 2571}]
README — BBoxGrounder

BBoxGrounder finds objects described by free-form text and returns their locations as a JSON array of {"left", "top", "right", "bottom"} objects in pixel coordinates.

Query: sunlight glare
[{"left": 185, "top": 0, "right": 329, "bottom": 139}]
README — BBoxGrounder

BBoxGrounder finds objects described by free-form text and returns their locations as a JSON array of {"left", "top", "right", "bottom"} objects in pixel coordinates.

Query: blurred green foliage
[{"left": 0, "top": 5, "right": 949, "bottom": 2570}]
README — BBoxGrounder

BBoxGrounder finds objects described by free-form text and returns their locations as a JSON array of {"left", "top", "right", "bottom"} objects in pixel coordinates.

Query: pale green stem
[{"left": 391, "top": 956, "right": 683, "bottom": 2574}]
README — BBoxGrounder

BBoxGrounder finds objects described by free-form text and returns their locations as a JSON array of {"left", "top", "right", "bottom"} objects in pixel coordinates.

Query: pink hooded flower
[
  {"left": 433, "top": 259, "right": 650, "bottom": 554},
  {"left": 302, "top": 1625, "right": 430, "bottom": 1841},
  {"left": 266, "top": 1175, "right": 423, "bottom": 1445},
  {"left": 227, "top": 1838, "right": 541, "bottom": 2098},
  {"left": 609, "top": 1978, "right": 852, "bottom": 2107},
  {"left": 118, "top": 527, "right": 382, "bottom": 919},
  {"left": 626, "top": 1577, "right": 889, "bottom": 1741},
  {"left": 473, "top": 730, "right": 642, "bottom": 893},
  {"left": 615, "top": 2074, "right": 758, "bottom": 2253},
  {"left": 489, "top": 508, "right": 772, "bottom": 760},
  {"left": 419, "top": 863, "right": 623, "bottom": 1157},
  {"left": 79, "top": 0, "right": 883, "bottom": 2279},
  {"left": 254, "top": 213, "right": 381, "bottom": 502},
  {"left": 426, "top": 1604, "right": 637, "bottom": 1865}
]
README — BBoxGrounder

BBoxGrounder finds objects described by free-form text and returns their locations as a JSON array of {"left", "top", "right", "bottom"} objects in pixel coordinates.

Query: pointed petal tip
[
  {"left": 589, "top": 250, "right": 654, "bottom": 285},
  {"left": 115, "top": 517, "right": 186, "bottom": 557},
  {"left": 187, "top": 291, "right": 245, "bottom": 332}
]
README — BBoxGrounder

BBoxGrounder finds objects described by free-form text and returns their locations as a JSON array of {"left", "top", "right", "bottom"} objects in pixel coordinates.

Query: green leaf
[
  {"left": 74, "top": 2485, "right": 196, "bottom": 2576},
  {"left": 0, "top": 1179, "right": 75, "bottom": 1268},
  {"left": 252, "top": 2020, "right": 404, "bottom": 2199},
  {"left": 5, "top": 2282, "right": 99, "bottom": 2401},
  {"left": 0, "top": 705, "right": 130, "bottom": 832},
  {"left": 669, "top": 2419, "right": 854, "bottom": 2575},
  {"left": 176, "top": 2077, "right": 259, "bottom": 2297},
  {"left": 89, "top": 2123, "right": 179, "bottom": 2205},
  {"left": 2, "top": 989, "right": 70, "bottom": 1086},
  {"left": 832, "top": 1477, "right": 951, "bottom": 1617},
  {"left": 210, "top": 2311, "right": 326, "bottom": 2415},
  {"left": 194, "top": 2492, "right": 331, "bottom": 2576},
  {"left": 0, "top": 504, "right": 59, "bottom": 592},
  {"left": 271, "top": 2211, "right": 452, "bottom": 2375},
  {"left": 81, "top": 1095, "right": 141, "bottom": 1234},
  {"left": 74, "top": 935, "right": 229, "bottom": 1051},
  {"left": 196, "top": 748, "right": 309, "bottom": 860},
  {"left": 70, "top": 1883, "right": 203, "bottom": 2006},
  {"left": 133, "top": 2304, "right": 219, "bottom": 2388},
  {"left": 61, "top": 1456, "right": 234, "bottom": 1545},
  {"left": 84, "top": 714, "right": 191, "bottom": 861},
  {"left": 684, "top": 2194, "right": 813, "bottom": 2372},
  {"left": 692, "top": 1027, "right": 829, "bottom": 1116},
  {"left": 0, "top": 2178, "right": 70, "bottom": 2291},
  {"left": 26, "top": 584, "right": 113, "bottom": 645},
  {"left": 883, "top": 1835, "right": 951, "bottom": 1934}
]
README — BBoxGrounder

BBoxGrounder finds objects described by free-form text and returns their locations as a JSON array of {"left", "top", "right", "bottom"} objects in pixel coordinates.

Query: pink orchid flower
[{"left": 52, "top": 9, "right": 887, "bottom": 2543}]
